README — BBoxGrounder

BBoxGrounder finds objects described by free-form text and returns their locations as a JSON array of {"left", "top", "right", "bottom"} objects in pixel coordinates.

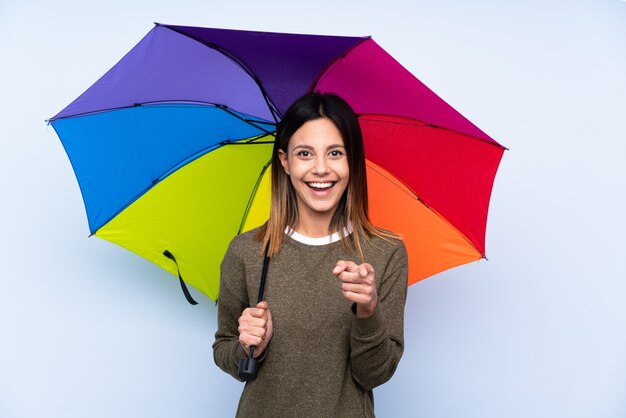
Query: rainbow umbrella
[{"left": 49, "top": 23, "right": 505, "bottom": 303}]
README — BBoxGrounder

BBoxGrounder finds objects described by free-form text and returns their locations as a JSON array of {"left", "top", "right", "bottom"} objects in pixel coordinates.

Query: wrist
[{"left": 355, "top": 299, "right": 378, "bottom": 318}]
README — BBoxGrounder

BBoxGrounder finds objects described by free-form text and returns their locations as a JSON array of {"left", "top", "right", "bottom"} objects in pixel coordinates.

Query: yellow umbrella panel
[{"left": 95, "top": 138, "right": 273, "bottom": 302}]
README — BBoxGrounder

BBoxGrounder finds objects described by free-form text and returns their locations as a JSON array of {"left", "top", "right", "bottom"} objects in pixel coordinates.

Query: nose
[{"left": 312, "top": 156, "right": 330, "bottom": 175}]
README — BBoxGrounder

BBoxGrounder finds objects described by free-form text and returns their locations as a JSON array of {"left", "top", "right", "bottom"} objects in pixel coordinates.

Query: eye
[
  {"left": 329, "top": 149, "right": 344, "bottom": 158},
  {"left": 296, "top": 150, "right": 311, "bottom": 158}
]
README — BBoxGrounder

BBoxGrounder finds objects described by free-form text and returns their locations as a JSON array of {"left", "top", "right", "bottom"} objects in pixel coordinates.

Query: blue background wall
[{"left": 1, "top": 1, "right": 625, "bottom": 417}]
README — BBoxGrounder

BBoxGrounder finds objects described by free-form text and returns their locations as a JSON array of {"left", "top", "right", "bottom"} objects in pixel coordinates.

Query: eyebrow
[{"left": 292, "top": 144, "right": 346, "bottom": 151}]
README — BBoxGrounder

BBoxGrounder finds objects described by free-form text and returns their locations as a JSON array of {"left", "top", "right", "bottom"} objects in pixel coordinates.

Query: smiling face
[{"left": 278, "top": 117, "right": 349, "bottom": 234}]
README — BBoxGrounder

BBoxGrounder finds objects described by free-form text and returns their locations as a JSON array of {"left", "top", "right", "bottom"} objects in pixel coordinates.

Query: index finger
[
  {"left": 333, "top": 260, "right": 357, "bottom": 274},
  {"left": 248, "top": 302, "right": 268, "bottom": 317}
]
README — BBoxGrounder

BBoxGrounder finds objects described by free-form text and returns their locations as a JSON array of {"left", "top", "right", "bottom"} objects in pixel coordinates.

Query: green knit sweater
[{"left": 213, "top": 228, "right": 408, "bottom": 417}]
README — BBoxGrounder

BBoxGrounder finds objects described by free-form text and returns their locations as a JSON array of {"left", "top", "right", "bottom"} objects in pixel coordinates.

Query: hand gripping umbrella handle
[{"left": 238, "top": 242, "right": 270, "bottom": 381}]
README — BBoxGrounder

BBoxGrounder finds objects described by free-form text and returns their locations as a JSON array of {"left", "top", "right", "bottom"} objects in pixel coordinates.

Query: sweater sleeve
[
  {"left": 349, "top": 242, "right": 408, "bottom": 390},
  {"left": 212, "top": 239, "right": 250, "bottom": 381}
]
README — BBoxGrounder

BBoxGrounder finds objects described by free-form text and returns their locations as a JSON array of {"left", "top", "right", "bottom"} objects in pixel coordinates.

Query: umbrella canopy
[{"left": 49, "top": 23, "right": 505, "bottom": 302}]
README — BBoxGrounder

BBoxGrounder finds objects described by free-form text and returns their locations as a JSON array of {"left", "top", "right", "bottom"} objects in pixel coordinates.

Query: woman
[{"left": 213, "top": 93, "right": 408, "bottom": 417}]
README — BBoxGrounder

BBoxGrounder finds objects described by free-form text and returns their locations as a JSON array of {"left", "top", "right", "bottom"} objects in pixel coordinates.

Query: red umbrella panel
[{"left": 314, "top": 38, "right": 504, "bottom": 284}]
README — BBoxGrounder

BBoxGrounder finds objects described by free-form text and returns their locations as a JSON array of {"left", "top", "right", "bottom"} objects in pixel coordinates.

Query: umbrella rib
[
  {"left": 308, "top": 36, "right": 371, "bottom": 93},
  {"left": 227, "top": 141, "right": 275, "bottom": 145},
  {"left": 47, "top": 100, "right": 277, "bottom": 126},
  {"left": 215, "top": 104, "right": 276, "bottom": 136},
  {"left": 238, "top": 160, "right": 272, "bottom": 235},
  {"left": 359, "top": 113, "right": 508, "bottom": 150},
  {"left": 367, "top": 162, "right": 486, "bottom": 258},
  {"left": 367, "top": 161, "right": 423, "bottom": 203},
  {"left": 48, "top": 103, "right": 148, "bottom": 122},
  {"left": 159, "top": 24, "right": 282, "bottom": 123}
]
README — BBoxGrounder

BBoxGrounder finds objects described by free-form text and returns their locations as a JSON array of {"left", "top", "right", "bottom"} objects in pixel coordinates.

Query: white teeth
[{"left": 308, "top": 182, "right": 334, "bottom": 189}]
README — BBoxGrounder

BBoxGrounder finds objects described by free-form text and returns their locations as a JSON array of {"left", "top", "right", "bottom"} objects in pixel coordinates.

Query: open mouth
[{"left": 306, "top": 181, "right": 336, "bottom": 191}]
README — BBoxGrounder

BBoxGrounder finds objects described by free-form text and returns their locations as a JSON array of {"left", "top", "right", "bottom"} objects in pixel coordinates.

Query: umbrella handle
[
  {"left": 238, "top": 346, "right": 260, "bottom": 381},
  {"left": 238, "top": 243, "right": 270, "bottom": 381}
]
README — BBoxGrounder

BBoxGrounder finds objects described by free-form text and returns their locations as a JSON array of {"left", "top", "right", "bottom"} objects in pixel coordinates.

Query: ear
[{"left": 278, "top": 149, "right": 290, "bottom": 175}]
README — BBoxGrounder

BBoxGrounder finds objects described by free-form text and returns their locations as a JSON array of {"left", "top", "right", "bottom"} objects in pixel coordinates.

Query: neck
[{"left": 292, "top": 212, "right": 336, "bottom": 238}]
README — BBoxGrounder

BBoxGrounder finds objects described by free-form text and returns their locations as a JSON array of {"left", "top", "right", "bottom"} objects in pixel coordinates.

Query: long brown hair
[{"left": 255, "top": 92, "right": 397, "bottom": 259}]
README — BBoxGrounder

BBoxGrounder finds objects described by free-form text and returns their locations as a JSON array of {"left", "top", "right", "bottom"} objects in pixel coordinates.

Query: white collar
[{"left": 285, "top": 224, "right": 353, "bottom": 246}]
